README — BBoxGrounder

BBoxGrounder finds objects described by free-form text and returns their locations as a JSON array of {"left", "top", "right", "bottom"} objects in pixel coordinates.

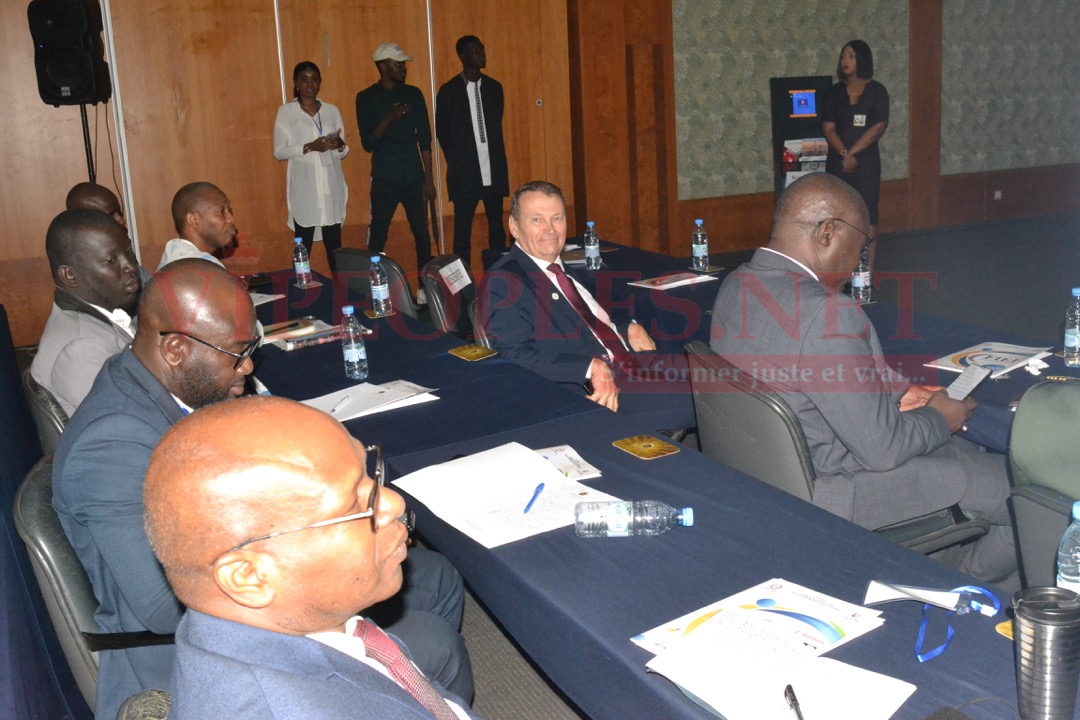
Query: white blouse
[{"left": 273, "top": 99, "right": 350, "bottom": 230}]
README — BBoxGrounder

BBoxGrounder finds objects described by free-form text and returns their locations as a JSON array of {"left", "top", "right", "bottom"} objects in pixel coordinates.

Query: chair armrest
[{"left": 875, "top": 504, "right": 990, "bottom": 555}]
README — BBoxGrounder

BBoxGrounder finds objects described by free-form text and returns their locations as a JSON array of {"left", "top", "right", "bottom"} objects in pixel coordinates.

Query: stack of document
[
  {"left": 636, "top": 578, "right": 915, "bottom": 720},
  {"left": 392, "top": 442, "right": 614, "bottom": 548},
  {"left": 302, "top": 380, "right": 437, "bottom": 421},
  {"left": 627, "top": 272, "right": 719, "bottom": 290}
]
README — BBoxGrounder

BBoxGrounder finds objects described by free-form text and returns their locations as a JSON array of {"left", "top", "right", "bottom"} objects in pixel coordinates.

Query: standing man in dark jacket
[
  {"left": 356, "top": 42, "right": 435, "bottom": 274},
  {"left": 435, "top": 36, "right": 509, "bottom": 263}
]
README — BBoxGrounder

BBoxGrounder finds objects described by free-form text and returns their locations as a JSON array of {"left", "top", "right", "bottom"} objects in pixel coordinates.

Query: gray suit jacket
[
  {"left": 170, "top": 610, "right": 479, "bottom": 720},
  {"left": 53, "top": 347, "right": 185, "bottom": 720},
  {"left": 710, "top": 249, "right": 963, "bottom": 527},
  {"left": 30, "top": 288, "right": 135, "bottom": 416}
]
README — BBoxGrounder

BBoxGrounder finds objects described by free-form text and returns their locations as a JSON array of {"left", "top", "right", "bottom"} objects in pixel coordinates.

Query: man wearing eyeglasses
[
  {"left": 143, "top": 397, "right": 480, "bottom": 719},
  {"left": 54, "top": 259, "right": 471, "bottom": 718},
  {"left": 709, "top": 173, "right": 1018, "bottom": 589}
]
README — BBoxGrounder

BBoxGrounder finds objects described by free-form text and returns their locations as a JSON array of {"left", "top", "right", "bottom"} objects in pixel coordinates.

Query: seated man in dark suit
[
  {"left": 31, "top": 209, "right": 141, "bottom": 416},
  {"left": 53, "top": 259, "right": 470, "bottom": 719},
  {"left": 709, "top": 172, "right": 1018, "bottom": 588},
  {"left": 144, "top": 396, "right": 480, "bottom": 719},
  {"left": 477, "top": 180, "right": 694, "bottom": 428}
]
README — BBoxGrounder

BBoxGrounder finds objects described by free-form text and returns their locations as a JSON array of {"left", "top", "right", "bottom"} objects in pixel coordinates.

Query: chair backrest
[
  {"left": 1009, "top": 380, "right": 1080, "bottom": 586},
  {"left": 22, "top": 367, "right": 69, "bottom": 455},
  {"left": 334, "top": 249, "right": 419, "bottom": 319},
  {"left": 685, "top": 341, "right": 815, "bottom": 501},
  {"left": 420, "top": 254, "right": 476, "bottom": 338},
  {"left": 12, "top": 455, "right": 101, "bottom": 710}
]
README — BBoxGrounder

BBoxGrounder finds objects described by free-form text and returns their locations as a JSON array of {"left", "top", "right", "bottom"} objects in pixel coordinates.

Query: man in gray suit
[{"left": 710, "top": 173, "right": 1017, "bottom": 587}]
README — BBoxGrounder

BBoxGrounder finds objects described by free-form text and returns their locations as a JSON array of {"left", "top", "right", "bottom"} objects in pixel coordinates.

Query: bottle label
[
  {"left": 852, "top": 271, "right": 869, "bottom": 288},
  {"left": 294, "top": 260, "right": 311, "bottom": 274},
  {"left": 343, "top": 343, "right": 365, "bottom": 363},
  {"left": 372, "top": 283, "right": 390, "bottom": 302},
  {"left": 692, "top": 244, "right": 708, "bottom": 258},
  {"left": 1066, "top": 329, "right": 1079, "bottom": 349},
  {"left": 585, "top": 245, "right": 600, "bottom": 258},
  {"left": 605, "top": 502, "right": 631, "bottom": 537}
]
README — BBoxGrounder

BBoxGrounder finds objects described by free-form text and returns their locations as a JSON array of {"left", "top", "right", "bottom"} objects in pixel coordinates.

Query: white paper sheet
[
  {"left": 301, "top": 380, "right": 437, "bottom": 421},
  {"left": 391, "top": 442, "right": 618, "bottom": 548}
]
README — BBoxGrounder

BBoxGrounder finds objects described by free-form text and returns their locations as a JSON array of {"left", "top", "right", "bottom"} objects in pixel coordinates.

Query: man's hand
[
  {"left": 626, "top": 321, "right": 655, "bottom": 352},
  {"left": 423, "top": 176, "right": 436, "bottom": 201},
  {"left": 587, "top": 358, "right": 619, "bottom": 411},
  {"left": 841, "top": 153, "right": 858, "bottom": 173},
  {"left": 924, "top": 391, "right": 975, "bottom": 433},
  {"left": 384, "top": 102, "right": 411, "bottom": 123},
  {"left": 899, "top": 384, "right": 944, "bottom": 412}
]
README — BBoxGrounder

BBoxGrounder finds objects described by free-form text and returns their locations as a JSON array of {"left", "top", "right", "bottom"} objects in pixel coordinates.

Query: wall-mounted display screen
[{"left": 789, "top": 89, "right": 816, "bottom": 118}]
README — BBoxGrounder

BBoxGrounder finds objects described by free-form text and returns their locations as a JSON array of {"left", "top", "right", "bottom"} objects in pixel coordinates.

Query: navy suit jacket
[
  {"left": 477, "top": 244, "right": 631, "bottom": 386},
  {"left": 53, "top": 347, "right": 185, "bottom": 720},
  {"left": 435, "top": 73, "right": 509, "bottom": 201},
  {"left": 170, "top": 610, "right": 479, "bottom": 720}
]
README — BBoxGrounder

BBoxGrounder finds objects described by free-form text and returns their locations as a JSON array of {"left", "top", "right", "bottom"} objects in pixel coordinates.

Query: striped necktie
[
  {"left": 473, "top": 81, "right": 486, "bottom": 144},
  {"left": 355, "top": 619, "right": 458, "bottom": 720}
]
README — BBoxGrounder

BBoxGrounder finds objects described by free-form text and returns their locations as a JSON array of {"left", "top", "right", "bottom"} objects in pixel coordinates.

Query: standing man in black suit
[{"left": 435, "top": 36, "right": 509, "bottom": 263}]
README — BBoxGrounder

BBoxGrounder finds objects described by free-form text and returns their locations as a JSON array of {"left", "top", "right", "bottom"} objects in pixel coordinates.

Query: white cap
[{"left": 373, "top": 42, "right": 412, "bottom": 62}]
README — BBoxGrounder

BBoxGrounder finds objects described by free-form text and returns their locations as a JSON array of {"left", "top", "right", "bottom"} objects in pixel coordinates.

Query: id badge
[{"left": 854, "top": 114, "right": 867, "bottom": 127}]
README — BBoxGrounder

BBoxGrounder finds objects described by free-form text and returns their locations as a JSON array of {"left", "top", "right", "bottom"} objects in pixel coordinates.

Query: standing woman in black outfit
[{"left": 822, "top": 39, "right": 889, "bottom": 267}]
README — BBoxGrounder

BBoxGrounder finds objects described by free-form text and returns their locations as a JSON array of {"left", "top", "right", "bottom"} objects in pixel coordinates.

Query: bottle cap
[
  {"left": 342, "top": 305, "right": 355, "bottom": 315},
  {"left": 679, "top": 508, "right": 694, "bottom": 527},
  {"left": 694, "top": 219, "right": 703, "bottom": 225},
  {"left": 1073, "top": 288, "right": 1080, "bottom": 297},
  {"left": 586, "top": 221, "right": 595, "bottom": 228},
  {"left": 371, "top": 256, "right": 381, "bottom": 263},
  {"left": 294, "top": 237, "right": 303, "bottom": 244},
  {"left": 1073, "top": 500, "right": 1080, "bottom": 521}
]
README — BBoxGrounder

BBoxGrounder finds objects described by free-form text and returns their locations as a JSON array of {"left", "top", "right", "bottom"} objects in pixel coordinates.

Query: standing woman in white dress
[{"left": 274, "top": 61, "right": 349, "bottom": 273}]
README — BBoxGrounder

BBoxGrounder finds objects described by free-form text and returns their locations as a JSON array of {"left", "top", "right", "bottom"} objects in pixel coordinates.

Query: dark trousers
[
  {"left": 368, "top": 177, "right": 432, "bottom": 272},
  {"left": 293, "top": 221, "right": 342, "bottom": 273},
  {"left": 452, "top": 192, "right": 507, "bottom": 261}
]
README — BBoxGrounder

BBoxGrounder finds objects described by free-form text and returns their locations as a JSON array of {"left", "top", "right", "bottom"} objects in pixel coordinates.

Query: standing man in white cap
[{"left": 356, "top": 42, "right": 434, "bottom": 275}]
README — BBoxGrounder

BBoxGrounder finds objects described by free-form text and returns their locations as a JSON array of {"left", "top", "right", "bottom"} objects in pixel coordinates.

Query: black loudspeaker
[{"left": 27, "top": 0, "right": 111, "bottom": 107}]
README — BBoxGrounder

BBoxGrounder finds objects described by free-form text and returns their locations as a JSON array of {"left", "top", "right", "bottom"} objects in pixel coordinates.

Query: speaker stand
[{"left": 80, "top": 104, "right": 95, "bottom": 183}]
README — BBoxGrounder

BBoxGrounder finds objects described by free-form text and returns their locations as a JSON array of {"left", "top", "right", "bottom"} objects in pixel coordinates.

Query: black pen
[{"left": 784, "top": 684, "right": 805, "bottom": 720}]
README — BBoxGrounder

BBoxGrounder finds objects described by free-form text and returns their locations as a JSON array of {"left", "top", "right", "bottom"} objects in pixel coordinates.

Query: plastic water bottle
[
  {"left": 369, "top": 256, "right": 392, "bottom": 317},
  {"left": 574, "top": 500, "right": 694, "bottom": 538},
  {"left": 583, "top": 221, "right": 601, "bottom": 270},
  {"left": 341, "top": 305, "right": 368, "bottom": 381},
  {"left": 691, "top": 219, "right": 709, "bottom": 272},
  {"left": 1057, "top": 501, "right": 1080, "bottom": 593},
  {"left": 292, "top": 237, "right": 312, "bottom": 288},
  {"left": 852, "top": 247, "right": 872, "bottom": 304},
  {"left": 1065, "top": 288, "right": 1080, "bottom": 368}
]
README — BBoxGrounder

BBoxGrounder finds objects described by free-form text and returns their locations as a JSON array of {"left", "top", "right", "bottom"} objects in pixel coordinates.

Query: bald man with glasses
[
  {"left": 709, "top": 173, "right": 1018, "bottom": 590},
  {"left": 54, "top": 259, "right": 470, "bottom": 718},
  {"left": 144, "top": 397, "right": 480, "bottom": 719}
]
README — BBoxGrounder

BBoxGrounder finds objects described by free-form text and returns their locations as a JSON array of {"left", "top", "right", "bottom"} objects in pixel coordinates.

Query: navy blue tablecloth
[{"left": 387, "top": 412, "right": 1037, "bottom": 720}]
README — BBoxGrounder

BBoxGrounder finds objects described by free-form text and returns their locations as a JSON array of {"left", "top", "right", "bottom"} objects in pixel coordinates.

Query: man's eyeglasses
[
  {"left": 819, "top": 217, "right": 875, "bottom": 252},
  {"left": 159, "top": 330, "right": 260, "bottom": 370},
  {"left": 224, "top": 445, "right": 385, "bottom": 555}
]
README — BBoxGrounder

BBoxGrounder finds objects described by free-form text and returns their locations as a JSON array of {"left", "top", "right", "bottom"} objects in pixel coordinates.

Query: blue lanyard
[
  {"left": 914, "top": 585, "right": 1001, "bottom": 662},
  {"left": 300, "top": 100, "right": 323, "bottom": 135}
]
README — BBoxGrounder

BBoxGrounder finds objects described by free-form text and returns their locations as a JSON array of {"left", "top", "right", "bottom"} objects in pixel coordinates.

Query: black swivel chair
[
  {"left": 685, "top": 341, "right": 990, "bottom": 555},
  {"left": 1008, "top": 380, "right": 1080, "bottom": 587},
  {"left": 334, "top": 249, "right": 420, "bottom": 320},
  {"left": 419, "top": 254, "right": 476, "bottom": 338},
  {"left": 22, "top": 367, "right": 69, "bottom": 455},
  {"left": 12, "top": 456, "right": 174, "bottom": 713}
]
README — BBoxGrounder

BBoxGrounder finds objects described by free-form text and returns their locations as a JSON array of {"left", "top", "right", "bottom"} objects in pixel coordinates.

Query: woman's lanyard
[{"left": 301, "top": 100, "right": 323, "bottom": 135}]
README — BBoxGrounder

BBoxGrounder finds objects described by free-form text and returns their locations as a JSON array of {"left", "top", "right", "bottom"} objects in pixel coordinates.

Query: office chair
[
  {"left": 1009, "top": 380, "right": 1079, "bottom": 587},
  {"left": 419, "top": 255, "right": 476, "bottom": 338},
  {"left": 685, "top": 341, "right": 989, "bottom": 555},
  {"left": 22, "top": 367, "right": 68, "bottom": 454},
  {"left": 12, "top": 456, "right": 174, "bottom": 712},
  {"left": 334, "top": 249, "right": 420, "bottom": 320}
]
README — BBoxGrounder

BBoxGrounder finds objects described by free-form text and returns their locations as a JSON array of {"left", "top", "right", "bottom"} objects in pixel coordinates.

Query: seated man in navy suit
[
  {"left": 477, "top": 180, "right": 694, "bottom": 428},
  {"left": 144, "top": 396, "right": 481, "bottom": 719}
]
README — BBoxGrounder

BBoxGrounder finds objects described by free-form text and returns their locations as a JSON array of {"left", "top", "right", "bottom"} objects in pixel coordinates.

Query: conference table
[{"left": 250, "top": 261, "right": 1061, "bottom": 719}]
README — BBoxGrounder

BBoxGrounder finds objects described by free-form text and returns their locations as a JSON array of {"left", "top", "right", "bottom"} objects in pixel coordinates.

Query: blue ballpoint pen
[{"left": 523, "top": 483, "right": 545, "bottom": 513}]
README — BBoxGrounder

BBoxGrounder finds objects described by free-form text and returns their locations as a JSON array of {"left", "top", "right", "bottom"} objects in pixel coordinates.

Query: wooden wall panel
[{"left": 907, "top": 0, "right": 943, "bottom": 228}]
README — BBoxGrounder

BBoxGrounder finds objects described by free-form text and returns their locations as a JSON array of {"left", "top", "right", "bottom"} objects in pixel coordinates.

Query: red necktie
[
  {"left": 547, "top": 262, "right": 634, "bottom": 370},
  {"left": 355, "top": 620, "right": 458, "bottom": 720}
]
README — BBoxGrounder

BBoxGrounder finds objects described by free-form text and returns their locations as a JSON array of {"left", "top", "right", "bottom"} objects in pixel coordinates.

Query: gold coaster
[
  {"left": 612, "top": 435, "right": 681, "bottom": 460},
  {"left": 449, "top": 344, "right": 498, "bottom": 361},
  {"left": 995, "top": 619, "right": 1014, "bottom": 640},
  {"left": 364, "top": 308, "right": 397, "bottom": 319}
]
